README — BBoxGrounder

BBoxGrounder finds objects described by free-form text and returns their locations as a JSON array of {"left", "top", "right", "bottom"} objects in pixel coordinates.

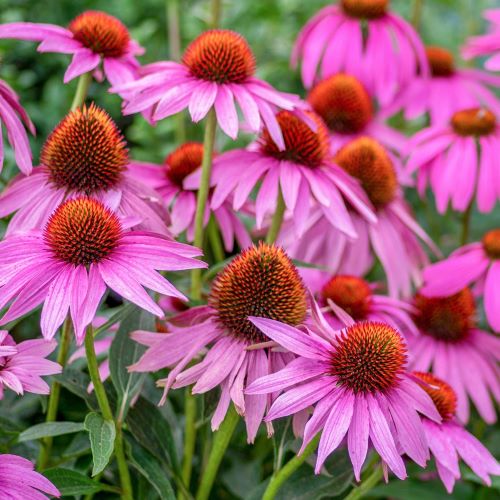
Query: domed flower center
[
  {"left": 41, "top": 104, "right": 128, "bottom": 195},
  {"left": 331, "top": 322, "right": 406, "bottom": 393},
  {"left": 451, "top": 108, "right": 496, "bottom": 136},
  {"left": 334, "top": 137, "right": 397, "bottom": 208},
  {"left": 482, "top": 229, "right": 500, "bottom": 259},
  {"left": 426, "top": 46, "right": 455, "bottom": 77},
  {"left": 413, "top": 289, "right": 475, "bottom": 342},
  {"left": 69, "top": 11, "right": 130, "bottom": 58},
  {"left": 165, "top": 142, "right": 204, "bottom": 187},
  {"left": 260, "top": 111, "right": 330, "bottom": 168},
  {"left": 413, "top": 372, "right": 457, "bottom": 421},
  {"left": 45, "top": 198, "right": 122, "bottom": 266},
  {"left": 209, "top": 243, "right": 307, "bottom": 343},
  {"left": 308, "top": 74, "right": 373, "bottom": 134},
  {"left": 321, "top": 275, "right": 372, "bottom": 319},
  {"left": 182, "top": 30, "right": 256, "bottom": 84},
  {"left": 341, "top": 0, "right": 388, "bottom": 19}
]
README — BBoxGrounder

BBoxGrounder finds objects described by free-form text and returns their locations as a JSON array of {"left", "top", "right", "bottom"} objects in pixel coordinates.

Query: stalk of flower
[
  {"left": 408, "top": 288, "right": 500, "bottom": 424},
  {"left": 245, "top": 313, "right": 442, "bottom": 498},
  {"left": 385, "top": 46, "right": 500, "bottom": 125},
  {"left": 413, "top": 372, "right": 500, "bottom": 492},
  {"left": 129, "top": 243, "right": 310, "bottom": 498},
  {"left": 406, "top": 107, "right": 500, "bottom": 216},
  {"left": 421, "top": 228, "right": 500, "bottom": 332},
  {"left": 0, "top": 453, "right": 60, "bottom": 498},
  {"left": 127, "top": 142, "right": 252, "bottom": 253},
  {"left": 0, "top": 11, "right": 143, "bottom": 86},
  {"left": 280, "top": 136, "right": 438, "bottom": 298},
  {"left": 302, "top": 272, "right": 419, "bottom": 336},
  {"left": 0, "top": 103, "right": 170, "bottom": 237},
  {"left": 292, "top": 0, "right": 429, "bottom": 105},
  {"left": 187, "top": 110, "right": 376, "bottom": 241},
  {"left": 307, "top": 73, "right": 407, "bottom": 155}
]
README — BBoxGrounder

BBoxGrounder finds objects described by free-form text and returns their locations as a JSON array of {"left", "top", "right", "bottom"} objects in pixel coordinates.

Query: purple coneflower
[
  {"left": 414, "top": 372, "right": 500, "bottom": 493},
  {"left": 0, "top": 197, "right": 205, "bottom": 343},
  {"left": 292, "top": 0, "right": 428, "bottom": 105},
  {"left": 422, "top": 229, "right": 500, "bottom": 332},
  {"left": 408, "top": 288, "right": 500, "bottom": 424},
  {"left": 246, "top": 317, "right": 441, "bottom": 479},
  {"left": 387, "top": 46, "right": 500, "bottom": 125},
  {"left": 0, "top": 10, "right": 143, "bottom": 85},
  {"left": 0, "top": 453, "right": 60, "bottom": 498},
  {"left": 307, "top": 73, "right": 406, "bottom": 155},
  {"left": 130, "top": 243, "right": 308, "bottom": 443},
  {"left": 127, "top": 142, "right": 251, "bottom": 251},
  {"left": 0, "top": 330, "right": 61, "bottom": 398},
  {"left": 112, "top": 29, "right": 306, "bottom": 145},
  {"left": 192, "top": 111, "right": 375, "bottom": 238},
  {"left": 0, "top": 103, "right": 169, "bottom": 236},
  {"left": 406, "top": 107, "right": 500, "bottom": 214}
]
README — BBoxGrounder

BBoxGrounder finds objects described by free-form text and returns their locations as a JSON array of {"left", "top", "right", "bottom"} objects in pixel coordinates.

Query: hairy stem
[
  {"left": 265, "top": 189, "right": 286, "bottom": 245},
  {"left": 85, "top": 326, "right": 133, "bottom": 500},
  {"left": 344, "top": 464, "right": 383, "bottom": 500},
  {"left": 207, "top": 216, "right": 225, "bottom": 263},
  {"left": 178, "top": 390, "right": 197, "bottom": 500},
  {"left": 70, "top": 72, "right": 92, "bottom": 111},
  {"left": 460, "top": 202, "right": 473, "bottom": 246}
]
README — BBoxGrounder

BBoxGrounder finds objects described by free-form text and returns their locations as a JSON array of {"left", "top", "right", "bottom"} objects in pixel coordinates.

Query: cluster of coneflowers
[{"left": 0, "top": 1, "right": 498, "bottom": 499}]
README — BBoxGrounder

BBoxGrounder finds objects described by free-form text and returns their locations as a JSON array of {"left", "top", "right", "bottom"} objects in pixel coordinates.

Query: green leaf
[
  {"left": 126, "top": 396, "right": 180, "bottom": 475},
  {"left": 272, "top": 418, "right": 293, "bottom": 471},
  {"left": 18, "top": 421, "right": 85, "bottom": 442},
  {"left": 109, "top": 304, "right": 154, "bottom": 420},
  {"left": 128, "top": 436, "right": 176, "bottom": 500},
  {"left": 84, "top": 412, "right": 116, "bottom": 476},
  {"left": 43, "top": 468, "right": 103, "bottom": 496},
  {"left": 370, "top": 478, "right": 474, "bottom": 500},
  {"left": 55, "top": 367, "right": 98, "bottom": 410}
]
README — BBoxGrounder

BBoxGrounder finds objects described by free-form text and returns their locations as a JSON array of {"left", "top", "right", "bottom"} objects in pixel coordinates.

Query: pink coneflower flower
[
  {"left": 406, "top": 107, "right": 500, "bottom": 213},
  {"left": 127, "top": 142, "right": 251, "bottom": 251},
  {"left": 130, "top": 243, "right": 308, "bottom": 443},
  {"left": 0, "top": 10, "right": 143, "bottom": 85},
  {"left": 196, "top": 111, "right": 375, "bottom": 238},
  {"left": 307, "top": 73, "right": 406, "bottom": 154},
  {"left": 246, "top": 318, "right": 441, "bottom": 479},
  {"left": 0, "top": 453, "right": 60, "bottom": 498},
  {"left": 292, "top": 0, "right": 428, "bottom": 105},
  {"left": 422, "top": 229, "right": 500, "bottom": 332},
  {"left": 413, "top": 372, "right": 500, "bottom": 493},
  {"left": 0, "top": 79, "right": 35, "bottom": 175},
  {"left": 387, "top": 46, "right": 500, "bottom": 125},
  {"left": 0, "top": 103, "right": 169, "bottom": 236},
  {"left": 462, "top": 9, "right": 500, "bottom": 71},
  {"left": 0, "top": 197, "right": 205, "bottom": 344},
  {"left": 111, "top": 29, "right": 306, "bottom": 145},
  {"left": 281, "top": 137, "right": 436, "bottom": 297},
  {"left": 304, "top": 273, "right": 418, "bottom": 336},
  {"left": 0, "top": 330, "right": 61, "bottom": 398},
  {"left": 408, "top": 288, "right": 500, "bottom": 424}
]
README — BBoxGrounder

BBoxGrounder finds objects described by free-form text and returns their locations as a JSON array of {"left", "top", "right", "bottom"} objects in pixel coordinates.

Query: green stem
[
  {"left": 262, "top": 434, "right": 320, "bottom": 500},
  {"left": 460, "top": 202, "right": 473, "bottom": 246},
  {"left": 344, "top": 464, "right": 383, "bottom": 500},
  {"left": 70, "top": 72, "right": 92, "bottom": 111},
  {"left": 265, "top": 189, "right": 286, "bottom": 245},
  {"left": 207, "top": 216, "right": 225, "bottom": 263},
  {"left": 210, "top": 0, "right": 222, "bottom": 28},
  {"left": 167, "top": 0, "right": 186, "bottom": 144},
  {"left": 411, "top": 0, "right": 423, "bottom": 31},
  {"left": 37, "top": 317, "right": 73, "bottom": 471},
  {"left": 195, "top": 404, "right": 239, "bottom": 500},
  {"left": 190, "top": 108, "right": 217, "bottom": 300},
  {"left": 84, "top": 326, "right": 133, "bottom": 500},
  {"left": 178, "top": 390, "right": 197, "bottom": 500}
]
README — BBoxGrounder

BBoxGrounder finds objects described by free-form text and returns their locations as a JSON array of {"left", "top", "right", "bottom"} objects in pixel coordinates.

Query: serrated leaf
[
  {"left": 18, "top": 422, "right": 85, "bottom": 442},
  {"left": 43, "top": 468, "right": 102, "bottom": 496},
  {"left": 109, "top": 304, "right": 154, "bottom": 420},
  {"left": 84, "top": 412, "right": 116, "bottom": 476},
  {"left": 128, "top": 436, "right": 176, "bottom": 500},
  {"left": 126, "top": 396, "right": 180, "bottom": 475}
]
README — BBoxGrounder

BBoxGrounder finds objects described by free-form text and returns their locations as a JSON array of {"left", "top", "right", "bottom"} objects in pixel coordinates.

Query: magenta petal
[
  {"left": 63, "top": 49, "right": 100, "bottom": 83},
  {"left": 348, "top": 395, "right": 370, "bottom": 482}
]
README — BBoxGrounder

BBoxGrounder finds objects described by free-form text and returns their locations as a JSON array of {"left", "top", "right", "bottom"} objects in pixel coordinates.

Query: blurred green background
[{"left": 0, "top": 1, "right": 498, "bottom": 498}]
